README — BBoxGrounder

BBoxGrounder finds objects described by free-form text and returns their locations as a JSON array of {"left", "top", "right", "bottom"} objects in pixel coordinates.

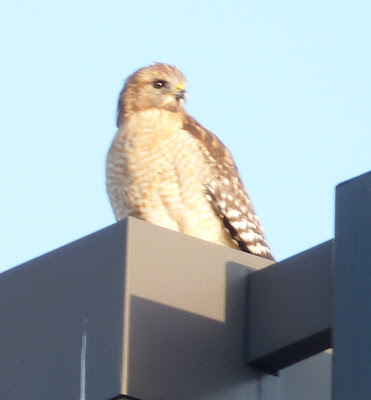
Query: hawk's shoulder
[
  {"left": 181, "top": 113, "right": 236, "bottom": 169},
  {"left": 180, "top": 113, "right": 274, "bottom": 260}
]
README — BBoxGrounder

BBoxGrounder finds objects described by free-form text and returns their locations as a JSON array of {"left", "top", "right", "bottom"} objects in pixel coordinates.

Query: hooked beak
[
  {"left": 176, "top": 89, "right": 187, "bottom": 100},
  {"left": 175, "top": 83, "right": 187, "bottom": 101}
]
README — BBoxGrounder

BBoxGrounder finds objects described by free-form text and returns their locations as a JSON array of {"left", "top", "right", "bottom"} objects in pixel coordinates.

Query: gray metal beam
[
  {"left": 0, "top": 218, "right": 275, "bottom": 400},
  {"left": 246, "top": 240, "right": 333, "bottom": 374},
  {"left": 333, "top": 171, "right": 371, "bottom": 400},
  {"left": 0, "top": 217, "right": 333, "bottom": 399}
]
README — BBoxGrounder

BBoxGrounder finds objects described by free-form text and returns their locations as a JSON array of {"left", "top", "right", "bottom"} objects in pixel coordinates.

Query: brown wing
[{"left": 182, "top": 114, "right": 274, "bottom": 260}]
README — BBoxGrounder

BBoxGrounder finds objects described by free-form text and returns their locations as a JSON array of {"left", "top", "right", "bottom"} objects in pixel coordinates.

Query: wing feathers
[{"left": 182, "top": 113, "right": 274, "bottom": 260}]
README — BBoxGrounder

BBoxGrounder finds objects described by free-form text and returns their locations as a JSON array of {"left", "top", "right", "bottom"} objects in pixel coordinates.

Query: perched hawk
[{"left": 106, "top": 63, "right": 274, "bottom": 260}]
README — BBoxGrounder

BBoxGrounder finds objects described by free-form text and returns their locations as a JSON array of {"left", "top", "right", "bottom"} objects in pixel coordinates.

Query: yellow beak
[{"left": 175, "top": 83, "right": 187, "bottom": 100}]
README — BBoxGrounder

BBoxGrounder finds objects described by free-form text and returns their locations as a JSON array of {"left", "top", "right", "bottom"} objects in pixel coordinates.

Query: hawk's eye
[{"left": 153, "top": 80, "right": 168, "bottom": 89}]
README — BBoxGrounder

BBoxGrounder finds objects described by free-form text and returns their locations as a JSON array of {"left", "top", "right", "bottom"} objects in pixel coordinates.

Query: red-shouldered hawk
[{"left": 106, "top": 63, "right": 274, "bottom": 260}]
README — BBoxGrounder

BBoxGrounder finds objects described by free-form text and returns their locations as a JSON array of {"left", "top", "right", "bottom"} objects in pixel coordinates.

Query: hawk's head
[{"left": 117, "top": 63, "right": 187, "bottom": 126}]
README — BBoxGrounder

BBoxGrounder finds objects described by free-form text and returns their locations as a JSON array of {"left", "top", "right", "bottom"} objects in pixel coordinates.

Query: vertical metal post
[{"left": 333, "top": 171, "right": 371, "bottom": 400}]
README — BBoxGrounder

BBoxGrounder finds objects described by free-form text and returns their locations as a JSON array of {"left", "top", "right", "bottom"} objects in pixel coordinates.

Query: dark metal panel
[
  {"left": 0, "top": 217, "right": 275, "bottom": 400},
  {"left": 0, "top": 221, "right": 129, "bottom": 400},
  {"left": 246, "top": 240, "right": 333, "bottom": 373},
  {"left": 280, "top": 351, "right": 332, "bottom": 400},
  {"left": 333, "top": 171, "right": 371, "bottom": 400},
  {"left": 0, "top": 216, "right": 333, "bottom": 399}
]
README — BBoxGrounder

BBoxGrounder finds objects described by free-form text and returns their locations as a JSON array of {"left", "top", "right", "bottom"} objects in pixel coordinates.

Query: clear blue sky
[{"left": 1, "top": 1, "right": 370, "bottom": 272}]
